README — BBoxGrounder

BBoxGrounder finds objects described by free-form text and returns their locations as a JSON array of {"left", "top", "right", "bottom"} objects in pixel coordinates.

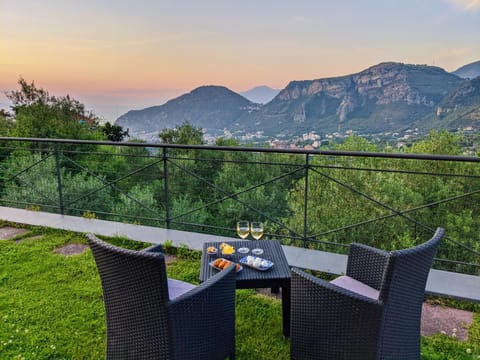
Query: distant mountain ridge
[
  {"left": 452, "top": 60, "right": 480, "bottom": 79},
  {"left": 240, "top": 86, "right": 280, "bottom": 104},
  {"left": 240, "top": 62, "right": 463, "bottom": 135},
  {"left": 426, "top": 77, "right": 480, "bottom": 129},
  {"left": 115, "top": 60, "right": 480, "bottom": 139},
  {"left": 116, "top": 85, "right": 258, "bottom": 136}
]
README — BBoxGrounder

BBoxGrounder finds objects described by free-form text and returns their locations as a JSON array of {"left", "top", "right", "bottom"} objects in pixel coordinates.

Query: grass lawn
[{"left": 0, "top": 222, "right": 479, "bottom": 359}]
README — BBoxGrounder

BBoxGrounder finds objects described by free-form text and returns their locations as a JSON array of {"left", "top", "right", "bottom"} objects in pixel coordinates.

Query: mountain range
[
  {"left": 240, "top": 85, "right": 280, "bottom": 104},
  {"left": 115, "top": 60, "right": 480, "bottom": 139},
  {"left": 452, "top": 60, "right": 480, "bottom": 79}
]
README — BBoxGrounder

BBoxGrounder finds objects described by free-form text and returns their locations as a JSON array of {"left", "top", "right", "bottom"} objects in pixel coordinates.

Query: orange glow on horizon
[{"left": 2, "top": 0, "right": 479, "bottom": 120}]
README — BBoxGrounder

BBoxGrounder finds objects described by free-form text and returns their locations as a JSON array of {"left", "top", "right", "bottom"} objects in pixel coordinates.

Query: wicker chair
[
  {"left": 87, "top": 233, "right": 236, "bottom": 360},
  {"left": 290, "top": 227, "right": 444, "bottom": 360}
]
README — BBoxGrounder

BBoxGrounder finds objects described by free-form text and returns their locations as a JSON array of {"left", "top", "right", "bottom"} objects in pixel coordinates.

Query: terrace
[{"left": 0, "top": 137, "right": 479, "bottom": 358}]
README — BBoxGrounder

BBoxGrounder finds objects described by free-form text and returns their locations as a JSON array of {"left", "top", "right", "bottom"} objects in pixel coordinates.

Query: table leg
[{"left": 281, "top": 282, "right": 291, "bottom": 338}]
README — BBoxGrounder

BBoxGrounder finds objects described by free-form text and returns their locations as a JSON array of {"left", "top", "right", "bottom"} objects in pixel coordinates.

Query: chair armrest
[
  {"left": 346, "top": 243, "right": 390, "bottom": 290},
  {"left": 167, "top": 265, "right": 236, "bottom": 359},
  {"left": 291, "top": 268, "right": 383, "bottom": 359},
  {"left": 142, "top": 243, "right": 163, "bottom": 254}
]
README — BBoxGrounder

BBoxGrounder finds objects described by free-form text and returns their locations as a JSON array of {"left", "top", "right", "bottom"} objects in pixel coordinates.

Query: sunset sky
[{"left": 1, "top": 0, "right": 480, "bottom": 122}]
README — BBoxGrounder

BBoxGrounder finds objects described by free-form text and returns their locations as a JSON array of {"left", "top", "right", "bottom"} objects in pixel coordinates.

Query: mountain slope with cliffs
[
  {"left": 239, "top": 62, "right": 463, "bottom": 136},
  {"left": 116, "top": 61, "right": 480, "bottom": 139},
  {"left": 116, "top": 85, "right": 258, "bottom": 137}
]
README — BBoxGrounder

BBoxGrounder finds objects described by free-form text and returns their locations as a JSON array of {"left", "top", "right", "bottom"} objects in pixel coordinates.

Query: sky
[{"left": 1, "top": 0, "right": 480, "bottom": 122}]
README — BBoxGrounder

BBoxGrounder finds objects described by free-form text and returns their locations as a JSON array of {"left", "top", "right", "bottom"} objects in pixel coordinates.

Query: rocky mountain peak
[{"left": 115, "top": 60, "right": 480, "bottom": 140}]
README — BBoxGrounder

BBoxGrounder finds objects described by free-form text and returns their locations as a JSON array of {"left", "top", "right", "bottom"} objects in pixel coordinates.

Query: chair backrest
[
  {"left": 378, "top": 227, "right": 444, "bottom": 359},
  {"left": 87, "top": 233, "right": 173, "bottom": 359}
]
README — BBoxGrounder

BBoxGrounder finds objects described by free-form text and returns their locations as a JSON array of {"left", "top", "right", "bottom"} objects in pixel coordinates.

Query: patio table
[{"left": 200, "top": 239, "right": 291, "bottom": 337}]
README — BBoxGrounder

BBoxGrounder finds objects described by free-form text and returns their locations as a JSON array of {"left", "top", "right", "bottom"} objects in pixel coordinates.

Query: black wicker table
[{"left": 200, "top": 239, "right": 291, "bottom": 337}]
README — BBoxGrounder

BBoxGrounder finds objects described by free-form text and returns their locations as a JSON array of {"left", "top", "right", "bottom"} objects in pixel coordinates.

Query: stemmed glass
[
  {"left": 250, "top": 221, "right": 264, "bottom": 255},
  {"left": 250, "top": 222, "right": 264, "bottom": 240},
  {"left": 236, "top": 221, "right": 251, "bottom": 254},
  {"left": 236, "top": 221, "right": 250, "bottom": 239}
]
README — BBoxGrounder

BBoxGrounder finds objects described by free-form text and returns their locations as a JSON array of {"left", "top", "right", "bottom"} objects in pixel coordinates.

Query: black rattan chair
[
  {"left": 87, "top": 233, "right": 236, "bottom": 360},
  {"left": 290, "top": 227, "right": 444, "bottom": 360}
]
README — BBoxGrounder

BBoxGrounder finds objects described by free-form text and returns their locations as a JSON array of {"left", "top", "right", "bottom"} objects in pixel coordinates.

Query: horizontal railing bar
[
  {"left": 434, "top": 257, "right": 480, "bottom": 268},
  {"left": 2, "top": 137, "right": 480, "bottom": 162}
]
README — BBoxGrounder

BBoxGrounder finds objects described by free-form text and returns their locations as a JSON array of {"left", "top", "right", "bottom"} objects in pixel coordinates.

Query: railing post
[
  {"left": 163, "top": 147, "right": 170, "bottom": 229},
  {"left": 303, "top": 154, "right": 309, "bottom": 245},
  {"left": 54, "top": 144, "right": 64, "bottom": 215}
]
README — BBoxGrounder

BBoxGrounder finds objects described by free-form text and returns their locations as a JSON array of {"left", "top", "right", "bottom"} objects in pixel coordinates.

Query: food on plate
[
  {"left": 215, "top": 259, "right": 234, "bottom": 270},
  {"left": 211, "top": 258, "right": 241, "bottom": 271},
  {"left": 207, "top": 246, "right": 217, "bottom": 253},
  {"left": 212, "top": 258, "right": 223, "bottom": 268},
  {"left": 221, "top": 244, "right": 235, "bottom": 255},
  {"left": 253, "top": 257, "right": 262, "bottom": 268},
  {"left": 241, "top": 256, "right": 272, "bottom": 269}
]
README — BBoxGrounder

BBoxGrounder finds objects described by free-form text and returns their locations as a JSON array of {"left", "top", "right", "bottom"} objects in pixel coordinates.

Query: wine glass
[
  {"left": 250, "top": 221, "right": 264, "bottom": 255},
  {"left": 250, "top": 222, "right": 264, "bottom": 240},
  {"left": 236, "top": 220, "right": 250, "bottom": 239}
]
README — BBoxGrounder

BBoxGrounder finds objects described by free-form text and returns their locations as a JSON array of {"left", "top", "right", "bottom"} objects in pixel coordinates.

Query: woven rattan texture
[
  {"left": 290, "top": 228, "right": 444, "bottom": 360},
  {"left": 87, "top": 234, "right": 236, "bottom": 360},
  {"left": 200, "top": 240, "right": 291, "bottom": 284}
]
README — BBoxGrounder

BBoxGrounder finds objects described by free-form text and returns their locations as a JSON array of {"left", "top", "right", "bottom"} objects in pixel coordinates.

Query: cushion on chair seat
[
  {"left": 168, "top": 278, "right": 196, "bottom": 300},
  {"left": 330, "top": 275, "right": 380, "bottom": 300}
]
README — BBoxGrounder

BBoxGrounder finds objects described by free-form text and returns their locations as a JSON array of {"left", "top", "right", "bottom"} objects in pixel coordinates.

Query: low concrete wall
[{"left": 1, "top": 206, "right": 478, "bottom": 302}]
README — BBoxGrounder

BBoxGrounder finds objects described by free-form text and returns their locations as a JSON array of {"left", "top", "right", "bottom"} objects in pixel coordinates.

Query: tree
[
  {"left": 407, "top": 130, "right": 461, "bottom": 155},
  {"left": 0, "top": 110, "right": 14, "bottom": 136},
  {"left": 1, "top": 151, "right": 114, "bottom": 214},
  {"left": 158, "top": 121, "right": 204, "bottom": 145},
  {"left": 215, "top": 137, "right": 240, "bottom": 146},
  {"left": 101, "top": 122, "right": 129, "bottom": 142},
  {"left": 5, "top": 78, "right": 101, "bottom": 140}
]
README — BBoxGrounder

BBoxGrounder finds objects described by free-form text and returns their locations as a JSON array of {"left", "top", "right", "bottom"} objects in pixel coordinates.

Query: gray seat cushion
[
  {"left": 330, "top": 275, "right": 380, "bottom": 300},
  {"left": 168, "top": 278, "right": 196, "bottom": 300}
]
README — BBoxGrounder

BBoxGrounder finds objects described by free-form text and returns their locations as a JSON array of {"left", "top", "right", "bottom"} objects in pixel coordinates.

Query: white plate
[
  {"left": 209, "top": 258, "right": 242, "bottom": 272},
  {"left": 238, "top": 247, "right": 250, "bottom": 254},
  {"left": 238, "top": 256, "right": 274, "bottom": 271}
]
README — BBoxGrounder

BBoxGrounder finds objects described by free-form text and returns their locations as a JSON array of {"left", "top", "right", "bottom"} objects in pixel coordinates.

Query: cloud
[{"left": 447, "top": 0, "right": 480, "bottom": 11}]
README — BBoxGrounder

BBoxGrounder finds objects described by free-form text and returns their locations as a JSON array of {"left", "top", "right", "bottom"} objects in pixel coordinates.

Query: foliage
[
  {"left": 282, "top": 133, "right": 480, "bottom": 273},
  {"left": 215, "top": 137, "right": 241, "bottom": 146},
  {"left": 5, "top": 78, "right": 102, "bottom": 140},
  {"left": 158, "top": 120, "right": 204, "bottom": 145},
  {"left": 0, "top": 110, "right": 14, "bottom": 136},
  {"left": 408, "top": 130, "right": 461, "bottom": 155},
  {"left": 113, "top": 183, "right": 164, "bottom": 225},
  {"left": 170, "top": 195, "right": 210, "bottom": 230},
  {"left": 101, "top": 122, "right": 129, "bottom": 142},
  {"left": 1, "top": 151, "right": 114, "bottom": 215}
]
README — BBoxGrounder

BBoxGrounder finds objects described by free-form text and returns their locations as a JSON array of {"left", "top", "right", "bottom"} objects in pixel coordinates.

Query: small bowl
[
  {"left": 206, "top": 246, "right": 218, "bottom": 255},
  {"left": 238, "top": 247, "right": 250, "bottom": 254}
]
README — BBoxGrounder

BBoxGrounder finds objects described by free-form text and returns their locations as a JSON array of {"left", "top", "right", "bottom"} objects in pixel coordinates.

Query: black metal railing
[{"left": 0, "top": 137, "right": 479, "bottom": 275}]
